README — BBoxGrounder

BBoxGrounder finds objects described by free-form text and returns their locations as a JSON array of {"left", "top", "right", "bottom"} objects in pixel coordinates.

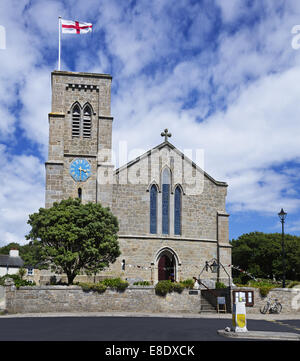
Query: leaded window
[
  {"left": 162, "top": 168, "right": 170, "bottom": 234},
  {"left": 150, "top": 184, "right": 157, "bottom": 234},
  {"left": 174, "top": 186, "right": 181, "bottom": 235}
]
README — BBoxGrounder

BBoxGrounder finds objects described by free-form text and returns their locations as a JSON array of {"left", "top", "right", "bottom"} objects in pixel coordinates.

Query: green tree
[
  {"left": 26, "top": 198, "right": 120, "bottom": 284},
  {"left": 231, "top": 232, "right": 300, "bottom": 282},
  {"left": 21, "top": 241, "right": 48, "bottom": 269},
  {"left": 0, "top": 242, "right": 22, "bottom": 254},
  {"left": 0, "top": 242, "right": 46, "bottom": 269}
]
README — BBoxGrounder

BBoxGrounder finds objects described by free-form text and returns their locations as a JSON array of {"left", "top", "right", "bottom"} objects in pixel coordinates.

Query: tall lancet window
[
  {"left": 83, "top": 105, "right": 92, "bottom": 138},
  {"left": 78, "top": 187, "right": 82, "bottom": 201},
  {"left": 162, "top": 168, "right": 170, "bottom": 235},
  {"left": 150, "top": 184, "right": 157, "bottom": 234},
  {"left": 72, "top": 104, "right": 81, "bottom": 138},
  {"left": 174, "top": 186, "right": 182, "bottom": 235}
]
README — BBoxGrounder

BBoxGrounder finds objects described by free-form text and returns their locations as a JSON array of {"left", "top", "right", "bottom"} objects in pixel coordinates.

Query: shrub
[
  {"left": 215, "top": 281, "right": 227, "bottom": 289},
  {"left": 133, "top": 281, "right": 151, "bottom": 286},
  {"left": 18, "top": 268, "right": 26, "bottom": 280},
  {"left": 244, "top": 279, "right": 278, "bottom": 297},
  {"left": 0, "top": 274, "right": 36, "bottom": 289},
  {"left": 155, "top": 280, "right": 173, "bottom": 296},
  {"left": 79, "top": 282, "right": 107, "bottom": 293},
  {"left": 258, "top": 286, "right": 273, "bottom": 297},
  {"left": 101, "top": 278, "right": 129, "bottom": 291},
  {"left": 287, "top": 281, "right": 300, "bottom": 288},
  {"left": 172, "top": 282, "right": 185, "bottom": 294},
  {"left": 180, "top": 279, "right": 195, "bottom": 289},
  {"left": 155, "top": 280, "right": 186, "bottom": 296}
]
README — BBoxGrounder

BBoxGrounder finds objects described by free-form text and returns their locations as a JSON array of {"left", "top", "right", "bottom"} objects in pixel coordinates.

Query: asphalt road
[{"left": 0, "top": 316, "right": 299, "bottom": 341}]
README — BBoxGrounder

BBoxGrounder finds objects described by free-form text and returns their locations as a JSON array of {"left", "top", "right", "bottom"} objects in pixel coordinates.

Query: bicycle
[{"left": 260, "top": 298, "right": 282, "bottom": 314}]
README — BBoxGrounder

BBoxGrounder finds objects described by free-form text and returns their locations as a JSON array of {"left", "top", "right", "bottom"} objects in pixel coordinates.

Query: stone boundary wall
[
  {"left": 2, "top": 285, "right": 299, "bottom": 315},
  {"left": 233, "top": 287, "right": 300, "bottom": 314},
  {"left": 3, "top": 286, "right": 202, "bottom": 314}
]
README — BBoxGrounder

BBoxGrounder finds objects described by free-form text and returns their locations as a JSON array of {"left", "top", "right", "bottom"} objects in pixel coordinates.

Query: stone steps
[{"left": 200, "top": 298, "right": 216, "bottom": 313}]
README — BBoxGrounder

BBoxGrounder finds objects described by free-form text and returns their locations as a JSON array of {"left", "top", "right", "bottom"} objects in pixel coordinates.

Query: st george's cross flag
[
  {"left": 61, "top": 19, "right": 93, "bottom": 34},
  {"left": 58, "top": 18, "right": 92, "bottom": 70}
]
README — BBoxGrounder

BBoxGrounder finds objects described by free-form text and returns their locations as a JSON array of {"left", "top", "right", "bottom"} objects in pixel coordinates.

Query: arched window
[
  {"left": 78, "top": 187, "right": 82, "bottom": 201},
  {"left": 72, "top": 104, "right": 81, "bottom": 138},
  {"left": 162, "top": 168, "right": 170, "bottom": 234},
  {"left": 83, "top": 105, "right": 92, "bottom": 138},
  {"left": 174, "top": 186, "right": 182, "bottom": 235},
  {"left": 150, "top": 184, "right": 157, "bottom": 234}
]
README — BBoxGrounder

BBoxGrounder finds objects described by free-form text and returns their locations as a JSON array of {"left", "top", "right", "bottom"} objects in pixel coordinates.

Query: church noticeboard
[{"left": 217, "top": 297, "right": 226, "bottom": 305}]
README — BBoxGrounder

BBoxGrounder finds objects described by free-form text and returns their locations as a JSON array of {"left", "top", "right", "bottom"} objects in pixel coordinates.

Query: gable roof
[
  {"left": 0, "top": 254, "right": 24, "bottom": 268},
  {"left": 114, "top": 141, "right": 228, "bottom": 187}
]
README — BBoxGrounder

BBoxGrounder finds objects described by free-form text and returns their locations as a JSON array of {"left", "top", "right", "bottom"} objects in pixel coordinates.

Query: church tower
[{"left": 45, "top": 71, "right": 114, "bottom": 208}]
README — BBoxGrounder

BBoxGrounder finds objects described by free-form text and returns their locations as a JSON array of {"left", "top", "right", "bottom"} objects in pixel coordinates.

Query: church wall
[
  {"left": 111, "top": 174, "right": 228, "bottom": 241},
  {"left": 98, "top": 237, "right": 219, "bottom": 284}
]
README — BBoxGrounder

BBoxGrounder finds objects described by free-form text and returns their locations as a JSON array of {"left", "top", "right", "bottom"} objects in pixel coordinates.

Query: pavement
[
  {"left": 1, "top": 311, "right": 300, "bottom": 320},
  {"left": 217, "top": 329, "right": 300, "bottom": 341}
]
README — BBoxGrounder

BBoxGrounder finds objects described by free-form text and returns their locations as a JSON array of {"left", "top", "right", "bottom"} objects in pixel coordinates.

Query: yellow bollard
[{"left": 232, "top": 296, "right": 248, "bottom": 332}]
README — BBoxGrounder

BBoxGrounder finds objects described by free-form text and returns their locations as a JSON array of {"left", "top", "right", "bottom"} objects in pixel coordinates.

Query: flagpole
[{"left": 58, "top": 16, "right": 61, "bottom": 70}]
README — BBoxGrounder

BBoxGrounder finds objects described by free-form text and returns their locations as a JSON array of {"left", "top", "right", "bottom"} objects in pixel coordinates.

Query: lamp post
[{"left": 278, "top": 208, "right": 287, "bottom": 288}]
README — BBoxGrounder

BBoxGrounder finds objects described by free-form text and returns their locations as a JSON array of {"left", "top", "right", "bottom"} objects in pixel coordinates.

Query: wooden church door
[{"left": 158, "top": 254, "right": 175, "bottom": 281}]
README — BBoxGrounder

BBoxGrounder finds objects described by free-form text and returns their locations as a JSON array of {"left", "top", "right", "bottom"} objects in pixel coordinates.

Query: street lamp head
[
  {"left": 211, "top": 260, "right": 219, "bottom": 273},
  {"left": 278, "top": 208, "right": 287, "bottom": 222}
]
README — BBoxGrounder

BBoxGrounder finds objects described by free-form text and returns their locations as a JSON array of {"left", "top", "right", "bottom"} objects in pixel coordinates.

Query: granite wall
[{"left": 3, "top": 286, "right": 201, "bottom": 314}]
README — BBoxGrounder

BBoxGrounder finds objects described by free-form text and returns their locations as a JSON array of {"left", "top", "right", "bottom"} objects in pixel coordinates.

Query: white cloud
[
  {"left": 1, "top": 0, "right": 300, "bottom": 245},
  {"left": 0, "top": 146, "right": 44, "bottom": 246},
  {"left": 19, "top": 68, "right": 51, "bottom": 156}
]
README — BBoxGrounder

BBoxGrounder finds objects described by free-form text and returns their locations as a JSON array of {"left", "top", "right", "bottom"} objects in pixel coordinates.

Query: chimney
[{"left": 9, "top": 249, "right": 19, "bottom": 257}]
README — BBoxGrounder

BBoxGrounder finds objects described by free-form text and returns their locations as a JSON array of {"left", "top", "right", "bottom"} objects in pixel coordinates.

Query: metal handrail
[{"left": 197, "top": 279, "right": 218, "bottom": 298}]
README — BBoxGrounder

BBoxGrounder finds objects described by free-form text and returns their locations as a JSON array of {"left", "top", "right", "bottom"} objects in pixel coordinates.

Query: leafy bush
[
  {"left": 180, "top": 279, "right": 195, "bottom": 289},
  {"left": 79, "top": 278, "right": 129, "bottom": 293},
  {"left": 133, "top": 281, "right": 151, "bottom": 286},
  {"left": 245, "top": 279, "right": 278, "bottom": 297},
  {"left": 287, "top": 281, "right": 300, "bottom": 288},
  {"left": 155, "top": 280, "right": 174, "bottom": 296},
  {"left": 0, "top": 274, "right": 36, "bottom": 289},
  {"left": 258, "top": 286, "right": 273, "bottom": 297},
  {"left": 215, "top": 281, "right": 227, "bottom": 289},
  {"left": 79, "top": 282, "right": 107, "bottom": 293},
  {"left": 155, "top": 280, "right": 186, "bottom": 296},
  {"left": 101, "top": 278, "right": 129, "bottom": 291},
  {"left": 18, "top": 268, "right": 26, "bottom": 279},
  {"left": 172, "top": 282, "right": 185, "bottom": 294}
]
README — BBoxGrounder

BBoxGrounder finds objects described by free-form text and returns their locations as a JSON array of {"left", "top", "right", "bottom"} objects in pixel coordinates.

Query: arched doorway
[{"left": 156, "top": 248, "right": 178, "bottom": 282}]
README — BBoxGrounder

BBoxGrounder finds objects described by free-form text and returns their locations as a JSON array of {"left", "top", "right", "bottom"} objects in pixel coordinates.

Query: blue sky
[{"left": 1, "top": 0, "right": 300, "bottom": 245}]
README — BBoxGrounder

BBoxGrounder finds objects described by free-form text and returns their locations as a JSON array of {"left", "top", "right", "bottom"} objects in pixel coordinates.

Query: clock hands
[
  {"left": 78, "top": 166, "right": 88, "bottom": 180},
  {"left": 78, "top": 166, "right": 87, "bottom": 173}
]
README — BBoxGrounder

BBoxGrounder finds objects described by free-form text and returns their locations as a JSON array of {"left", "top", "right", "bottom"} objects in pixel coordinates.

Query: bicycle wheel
[
  {"left": 273, "top": 303, "right": 282, "bottom": 314},
  {"left": 260, "top": 304, "right": 269, "bottom": 314}
]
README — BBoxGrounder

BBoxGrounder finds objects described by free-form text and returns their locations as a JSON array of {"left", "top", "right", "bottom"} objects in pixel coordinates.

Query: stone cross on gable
[{"left": 161, "top": 128, "right": 172, "bottom": 142}]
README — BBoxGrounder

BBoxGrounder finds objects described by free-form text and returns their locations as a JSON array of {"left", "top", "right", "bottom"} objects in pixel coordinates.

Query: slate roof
[
  {"left": 0, "top": 254, "right": 24, "bottom": 268},
  {"left": 114, "top": 140, "right": 228, "bottom": 187}
]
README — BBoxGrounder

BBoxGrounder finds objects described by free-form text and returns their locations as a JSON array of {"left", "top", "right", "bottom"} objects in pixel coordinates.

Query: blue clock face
[{"left": 70, "top": 158, "right": 91, "bottom": 182}]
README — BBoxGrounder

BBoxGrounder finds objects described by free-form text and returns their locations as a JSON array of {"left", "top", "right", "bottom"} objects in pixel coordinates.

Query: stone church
[{"left": 45, "top": 70, "right": 231, "bottom": 285}]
